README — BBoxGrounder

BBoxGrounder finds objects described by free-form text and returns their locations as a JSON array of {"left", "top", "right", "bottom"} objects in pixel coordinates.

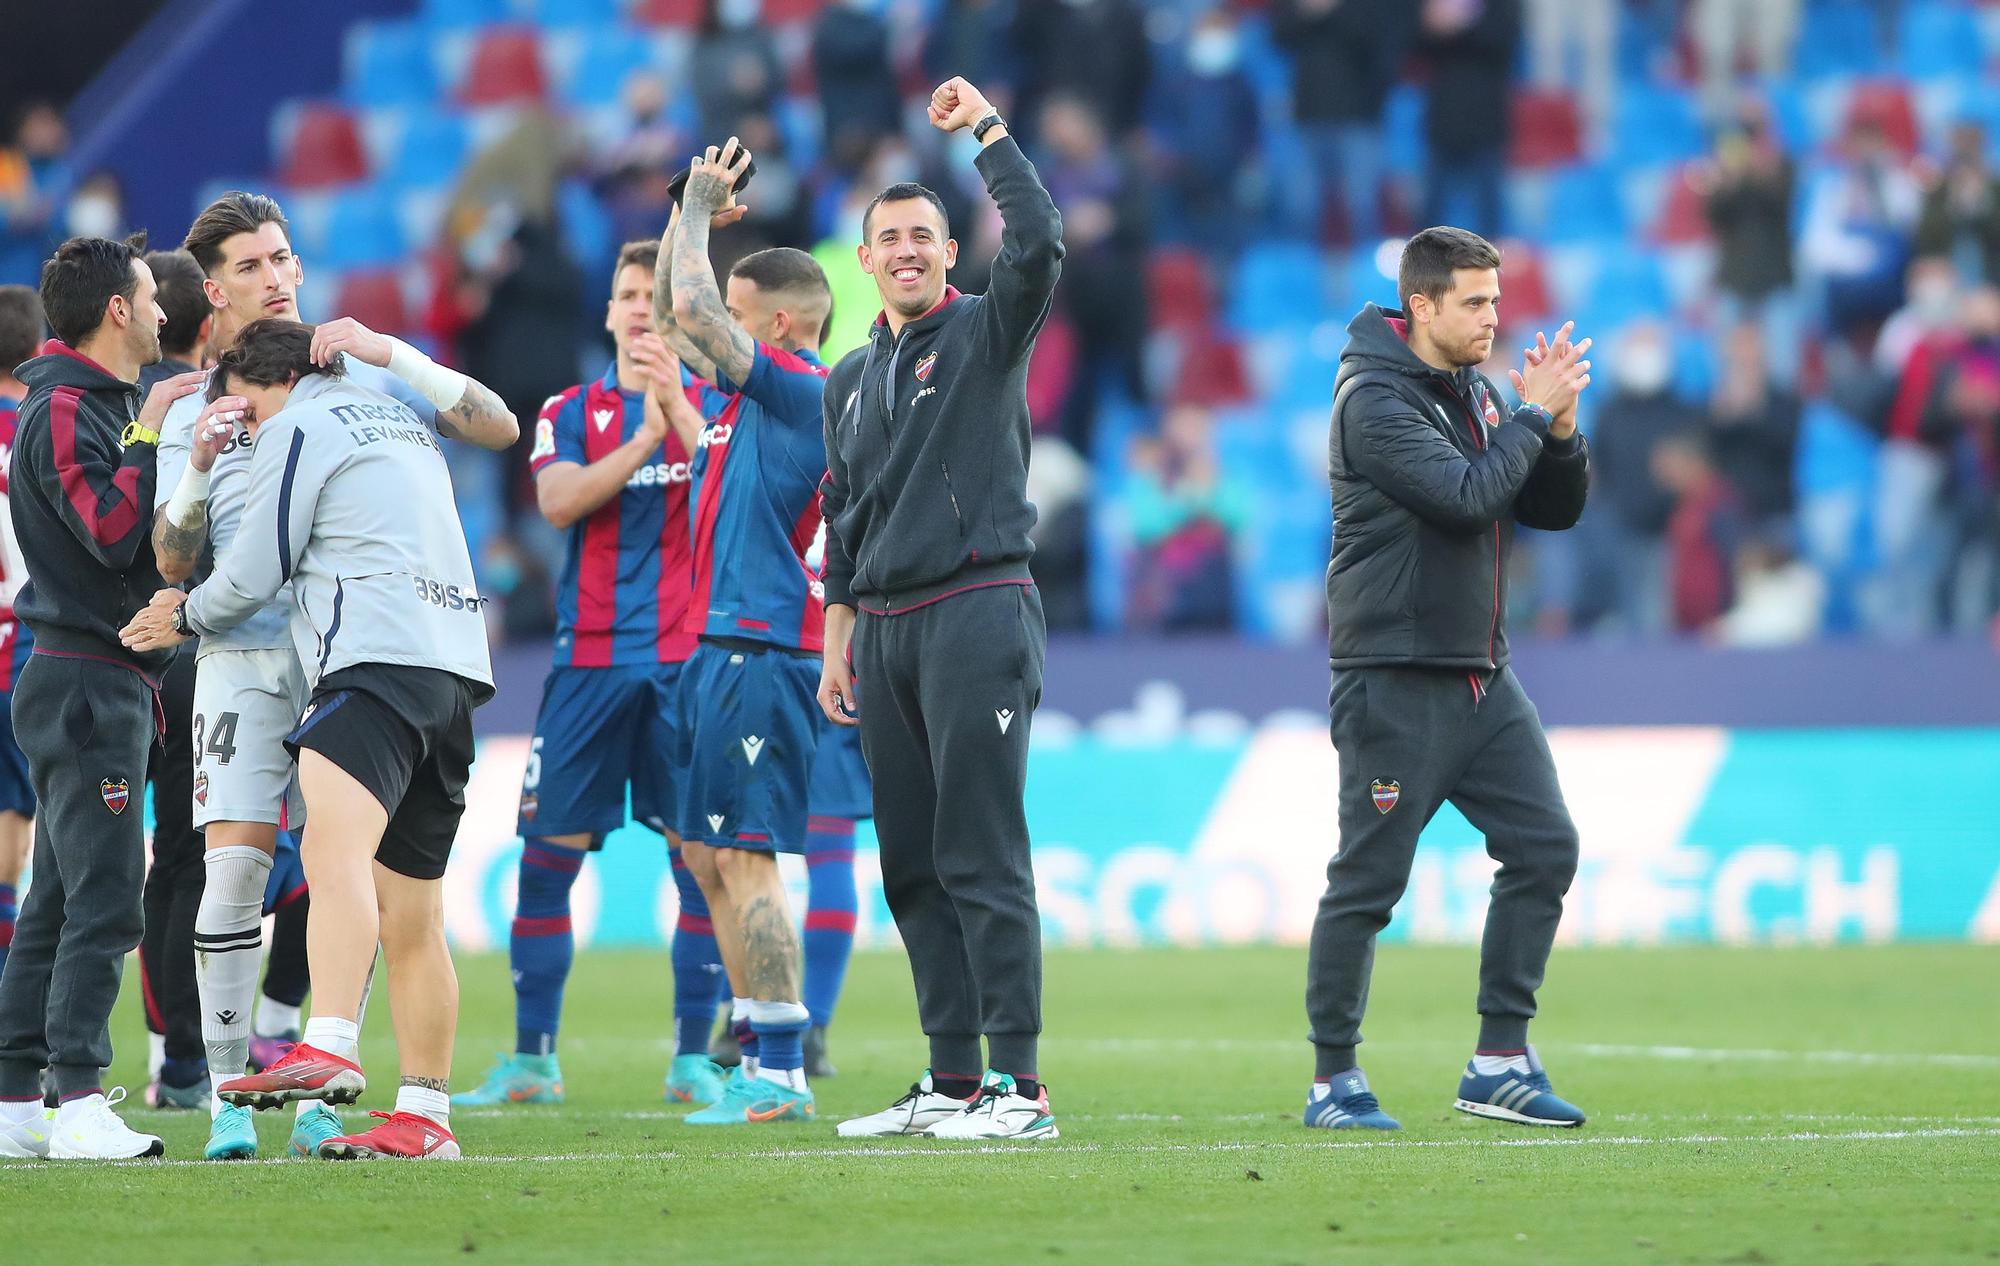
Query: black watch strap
[
  {"left": 171, "top": 601, "right": 190, "bottom": 636},
  {"left": 972, "top": 112, "right": 1006, "bottom": 144}
]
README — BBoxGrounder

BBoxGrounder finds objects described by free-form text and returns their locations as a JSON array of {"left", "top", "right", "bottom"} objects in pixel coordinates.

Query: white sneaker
[
  {"left": 48, "top": 1088, "right": 165, "bottom": 1159},
  {"left": 0, "top": 1105, "right": 56, "bottom": 1158},
  {"left": 925, "top": 1072, "right": 1058, "bottom": 1141},
  {"left": 835, "top": 1071, "right": 974, "bottom": 1138}
]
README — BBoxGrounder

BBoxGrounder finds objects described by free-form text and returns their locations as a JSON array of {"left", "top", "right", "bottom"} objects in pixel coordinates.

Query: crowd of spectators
[{"left": 4, "top": 0, "right": 1998, "bottom": 647}]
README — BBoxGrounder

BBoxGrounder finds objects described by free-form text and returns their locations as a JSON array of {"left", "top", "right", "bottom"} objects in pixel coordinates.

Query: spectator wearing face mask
[
  {"left": 1915, "top": 121, "right": 2000, "bottom": 288},
  {"left": 693, "top": 0, "right": 784, "bottom": 143},
  {"left": 1151, "top": 10, "right": 1261, "bottom": 253}
]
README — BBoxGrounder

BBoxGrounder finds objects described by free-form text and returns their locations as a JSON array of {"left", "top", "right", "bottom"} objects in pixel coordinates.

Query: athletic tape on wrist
[
  {"left": 386, "top": 336, "right": 469, "bottom": 413},
  {"left": 163, "top": 462, "right": 211, "bottom": 528}
]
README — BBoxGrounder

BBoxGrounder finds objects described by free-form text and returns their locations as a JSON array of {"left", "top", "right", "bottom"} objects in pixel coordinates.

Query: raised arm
[
  {"left": 309, "top": 318, "right": 519, "bottom": 450},
  {"left": 672, "top": 140, "right": 760, "bottom": 388},
  {"left": 654, "top": 205, "right": 720, "bottom": 384}
]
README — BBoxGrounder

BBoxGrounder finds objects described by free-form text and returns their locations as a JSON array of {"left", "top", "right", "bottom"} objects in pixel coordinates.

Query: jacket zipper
[
  {"left": 1443, "top": 378, "right": 1501, "bottom": 670},
  {"left": 940, "top": 460, "right": 963, "bottom": 533}
]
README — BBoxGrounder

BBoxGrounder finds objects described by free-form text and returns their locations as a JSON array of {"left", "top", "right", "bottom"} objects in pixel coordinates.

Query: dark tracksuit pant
[
  {"left": 1306, "top": 665, "right": 1579, "bottom": 1075},
  {"left": 0, "top": 653, "right": 161, "bottom": 1099},
  {"left": 853, "top": 583, "right": 1046, "bottom": 1079},
  {"left": 140, "top": 643, "right": 203, "bottom": 1071}
]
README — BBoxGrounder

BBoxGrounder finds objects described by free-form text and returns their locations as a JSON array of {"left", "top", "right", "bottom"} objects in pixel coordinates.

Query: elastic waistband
[
  {"left": 857, "top": 563, "right": 1034, "bottom": 617},
  {"left": 28, "top": 634, "right": 163, "bottom": 691}
]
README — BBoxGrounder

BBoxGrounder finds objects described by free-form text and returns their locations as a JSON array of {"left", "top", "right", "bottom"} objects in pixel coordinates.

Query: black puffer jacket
[{"left": 1326, "top": 304, "right": 1588, "bottom": 670}]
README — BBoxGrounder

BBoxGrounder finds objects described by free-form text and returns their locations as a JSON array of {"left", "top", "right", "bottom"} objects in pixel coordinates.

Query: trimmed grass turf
[{"left": 4, "top": 943, "right": 1997, "bottom": 1265}]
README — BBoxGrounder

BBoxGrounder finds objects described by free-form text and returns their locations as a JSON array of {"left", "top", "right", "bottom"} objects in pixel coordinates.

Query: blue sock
[
  {"left": 668, "top": 847, "right": 722, "bottom": 1057},
  {"left": 802, "top": 817, "right": 857, "bottom": 1029},
  {"left": 511, "top": 838, "right": 584, "bottom": 1056},
  {"left": 0, "top": 883, "right": 15, "bottom": 980},
  {"left": 749, "top": 1001, "right": 810, "bottom": 1074}
]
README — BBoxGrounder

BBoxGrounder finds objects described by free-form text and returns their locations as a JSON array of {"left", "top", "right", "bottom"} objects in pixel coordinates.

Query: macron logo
[
  {"left": 741, "top": 735, "right": 765, "bottom": 765},
  {"left": 996, "top": 708, "right": 1015, "bottom": 735},
  {"left": 707, "top": 814, "right": 725, "bottom": 833},
  {"left": 593, "top": 408, "right": 615, "bottom": 432}
]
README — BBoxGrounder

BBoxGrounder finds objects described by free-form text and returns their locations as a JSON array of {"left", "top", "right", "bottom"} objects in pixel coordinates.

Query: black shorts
[{"left": 285, "top": 664, "right": 480, "bottom": 881}]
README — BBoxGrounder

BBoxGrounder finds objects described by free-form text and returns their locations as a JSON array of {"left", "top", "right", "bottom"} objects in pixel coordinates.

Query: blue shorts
[
  {"left": 519, "top": 662, "right": 687, "bottom": 841},
  {"left": 263, "top": 831, "right": 307, "bottom": 915},
  {"left": 678, "top": 639, "right": 820, "bottom": 854},
  {"left": 808, "top": 719, "right": 872, "bottom": 820},
  {"left": 0, "top": 688, "right": 32, "bottom": 817}
]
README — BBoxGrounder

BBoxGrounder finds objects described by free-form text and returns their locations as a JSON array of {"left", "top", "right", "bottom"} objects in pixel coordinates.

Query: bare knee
[
  {"left": 204, "top": 819, "right": 278, "bottom": 856},
  {"left": 713, "top": 846, "right": 776, "bottom": 895},
  {"left": 681, "top": 840, "right": 723, "bottom": 891}
]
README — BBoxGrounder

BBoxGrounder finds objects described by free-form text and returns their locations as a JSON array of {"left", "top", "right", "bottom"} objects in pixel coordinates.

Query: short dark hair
[
  {"left": 183, "top": 191, "right": 291, "bottom": 276},
  {"left": 1397, "top": 226, "right": 1502, "bottom": 312},
  {"left": 0, "top": 284, "right": 45, "bottom": 375},
  {"left": 613, "top": 240, "right": 658, "bottom": 289},
  {"left": 39, "top": 232, "right": 149, "bottom": 348},
  {"left": 862, "top": 182, "right": 950, "bottom": 242},
  {"left": 208, "top": 318, "right": 342, "bottom": 402},
  {"left": 145, "top": 249, "right": 210, "bottom": 358},
  {"left": 729, "top": 246, "right": 831, "bottom": 306}
]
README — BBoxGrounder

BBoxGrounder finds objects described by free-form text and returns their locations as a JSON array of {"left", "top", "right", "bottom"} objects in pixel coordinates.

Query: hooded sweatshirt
[
  {"left": 8, "top": 339, "right": 171, "bottom": 681},
  {"left": 1326, "top": 304, "right": 1588, "bottom": 670}
]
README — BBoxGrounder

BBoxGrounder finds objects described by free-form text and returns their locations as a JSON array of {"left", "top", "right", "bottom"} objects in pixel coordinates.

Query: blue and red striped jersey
[
  {"left": 530, "top": 365, "right": 697, "bottom": 668},
  {"left": 0, "top": 397, "right": 30, "bottom": 689},
  {"left": 686, "top": 343, "right": 829, "bottom": 653}
]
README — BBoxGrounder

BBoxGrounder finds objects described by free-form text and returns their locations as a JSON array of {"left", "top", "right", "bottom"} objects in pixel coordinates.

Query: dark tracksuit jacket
[
  {"left": 0, "top": 341, "right": 174, "bottom": 1099},
  {"left": 820, "top": 135, "right": 1063, "bottom": 1079},
  {"left": 1308, "top": 304, "right": 1589, "bottom": 1073}
]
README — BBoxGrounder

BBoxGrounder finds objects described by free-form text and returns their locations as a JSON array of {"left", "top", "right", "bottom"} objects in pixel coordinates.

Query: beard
[{"left": 135, "top": 323, "right": 164, "bottom": 366}]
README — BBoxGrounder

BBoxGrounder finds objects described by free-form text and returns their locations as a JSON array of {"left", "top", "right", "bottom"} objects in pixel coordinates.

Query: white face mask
[
  {"left": 1616, "top": 340, "right": 1672, "bottom": 394},
  {"left": 67, "top": 194, "right": 119, "bottom": 240},
  {"left": 1909, "top": 278, "right": 1957, "bottom": 322},
  {"left": 1188, "top": 31, "right": 1241, "bottom": 75},
  {"left": 718, "top": 0, "right": 760, "bottom": 27}
]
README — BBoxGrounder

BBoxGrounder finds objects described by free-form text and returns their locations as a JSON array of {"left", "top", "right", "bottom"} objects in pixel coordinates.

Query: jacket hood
[
  {"left": 870, "top": 286, "right": 968, "bottom": 341},
  {"left": 16, "top": 339, "right": 137, "bottom": 397},
  {"left": 1340, "top": 303, "right": 1467, "bottom": 386}
]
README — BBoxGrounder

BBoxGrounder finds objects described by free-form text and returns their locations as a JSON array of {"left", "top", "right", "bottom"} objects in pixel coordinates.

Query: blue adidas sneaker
[
  {"left": 1453, "top": 1045, "right": 1586, "bottom": 1127},
  {"left": 1303, "top": 1069, "right": 1400, "bottom": 1130}
]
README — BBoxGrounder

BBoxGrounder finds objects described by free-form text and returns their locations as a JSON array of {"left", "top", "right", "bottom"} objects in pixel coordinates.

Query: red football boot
[
  {"left": 216, "top": 1042, "right": 365, "bottom": 1110},
  {"left": 317, "top": 1110, "right": 461, "bottom": 1160}
]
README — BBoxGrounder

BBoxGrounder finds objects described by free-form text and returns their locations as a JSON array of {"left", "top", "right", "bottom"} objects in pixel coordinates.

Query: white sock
[
  {"left": 197, "top": 846, "right": 273, "bottom": 1116},
  {"left": 147, "top": 1032, "right": 165, "bottom": 1081},
  {"left": 754, "top": 1065, "right": 808, "bottom": 1092},
  {"left": 395, "top": 1084, "right": 450, "bottom": 1127},
  {"left": 56, "top": 1093, "right": 105, "bottom": 1124},
  {"left": 731, "top": 996, "right": 750, "bottom": 1024},
  {"left": 0, "top": 1099, "right": 41, "bottom": 1125},
  {"left": 255, "top": 995, "right": 302, "bottom": 1039},
  {"left": 1471, "top": 1052, "right": 1531, "bottom": 1075},
  {"left": 303, "top": 1016, "right": 360, "bottom": 1060}
]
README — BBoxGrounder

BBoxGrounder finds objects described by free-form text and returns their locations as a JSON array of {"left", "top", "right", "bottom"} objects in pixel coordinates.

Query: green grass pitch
[{"left": 4, "top": 943, "right": 1996, "bottom": 1265}]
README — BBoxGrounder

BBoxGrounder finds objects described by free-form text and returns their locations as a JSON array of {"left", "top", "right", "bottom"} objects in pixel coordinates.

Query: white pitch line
[
  {"left": 9, "top": 1126, "right": 1994, "bottom": 1170},
  {"left": 1567, "top": 1043, "right": 2000, "bottom": 1069}
]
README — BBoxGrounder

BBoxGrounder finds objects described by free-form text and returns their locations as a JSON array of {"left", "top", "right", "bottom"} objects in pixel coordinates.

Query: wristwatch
[
  {"left": 972, "top": 112, "right": 1007, "bottom": 144},
  {"left": 170, "top": 601, "right": 191, "bottom": 637},
  {"left": 122, "top": 420, "right": 160, "bottom": 447}
]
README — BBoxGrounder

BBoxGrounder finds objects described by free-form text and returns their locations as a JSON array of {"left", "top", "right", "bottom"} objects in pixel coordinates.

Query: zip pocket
[{"left": 940, "top": 460, "right": 964, "bottom": 534}]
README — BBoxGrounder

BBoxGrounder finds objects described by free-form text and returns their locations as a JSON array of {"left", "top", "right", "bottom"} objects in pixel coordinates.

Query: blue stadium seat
[
  {"left": 1584, "top": 252, "right": 1672, "bottom": 330},
  {"left": 1898, "top": 1, "right": 1985, "bottom": 79},
  {"left": 1613, "top": 83, "right": 1706, "bottom": 167},
  {"left": 558, "top": 178, "right": 615, "bottom": 279},
  {"left": 385, "top": 112, "right": 472, "bottom": 191},
  {"left": 1794, "top": 0, "right": 1881, "bottom": 80},
  {"left": 1333, "top": 247, "right": 1395, "bottom": 319},
  {"left": 1382, "top": 84, "right": 1424, "bottom": 174},
  {"left": 1535, "top": 165, "right": 1627, "bottom": 244},
  {"left": 344, "top": 21, "right": 441, "bottom": 108},
  {"left": 526, "top": 0, "right": 623, "bottom": 23},
  {"left": 561, "top": 26, "right": 655, "bottom": 106},
  {"left": 423, "top": 0, "right": 516, "bottom": 31},
  {"left": 1669, "top": 325, "right": 1719, "bottom": 402},
  {"left": 316, "top": 187, "right": 407, "bottom": 269},
  {"left": 1229, "top": 242, "right": 1326, "bottom": 334}
]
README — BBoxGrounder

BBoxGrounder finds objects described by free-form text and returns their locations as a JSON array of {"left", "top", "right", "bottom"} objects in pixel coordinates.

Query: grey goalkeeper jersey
[
  {"left": 158, "top": 361, "right": 438, "bottom": 656},
  {"left": 184, "top": 373, "right": 492, "bottom": 692}
]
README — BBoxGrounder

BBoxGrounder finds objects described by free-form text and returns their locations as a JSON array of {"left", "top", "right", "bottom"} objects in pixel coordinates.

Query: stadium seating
[
  {"left": 331, "top": 268, "right": 415, "bottom": 336},
  {"left": 1508, "top": 88, "right": 1585, "bottom": 169},
  {"left": 458, "top": 26, "right": 550, "bottom": 104},
  {"left": 1897, "top": 0, "right": 1987, "bottom": 79},
  {"left": 385, "top": 111, "right": 474, "bottom": 191},
  {"left": 344, "top": 21, "right": 442, "bottom": 108},
  {"left": 1613, "top": 83, "right": 1707, "bottom": 168},
  {"left": 1146, "top": 249, "right": 1216, "bottom": 334},
  {"left": 558, "top": 25, "right": 658, "bottom": 106},
  {"left": 279, "top": 105, "right": 370, "bottom": 190},
  {"left": 314, "top": 186, "right": 408, "bottom": 269},
  {"left": 1796, "top": 0, "right": 1884, "bottom": 79}
]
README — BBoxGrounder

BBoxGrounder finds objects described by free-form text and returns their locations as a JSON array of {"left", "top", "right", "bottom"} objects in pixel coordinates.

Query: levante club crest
[
  {"left": 101, "top": 778, "right": 130, "bottom": 815},
  {"left": 914, "top": 351, "right": 937, "bottom": 382},
  {"left": 1370, "top": 779, "right": 1400, "bottom": 814}
]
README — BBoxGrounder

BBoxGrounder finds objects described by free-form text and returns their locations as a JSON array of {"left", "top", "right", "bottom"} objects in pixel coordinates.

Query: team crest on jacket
[
  {"left": 914, "top": 351, "right": 937, "bottom": 382},
  {"left": 1370, "top": 779, "right": 1400, "bottom": 814},
  {"left": 101, "top": 778, "right": 130, "bottom": 815},
  {"left": 1479, "top": 389, "right": 1500, "bottom": 428}
]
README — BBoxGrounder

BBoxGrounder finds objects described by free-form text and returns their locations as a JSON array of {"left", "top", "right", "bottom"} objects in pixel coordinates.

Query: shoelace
[
  {"left": 77, "top": 1087, "right": 135, "bottom": 1134},
  {"left": 959, "top": 1083, "right": 1010, "bottom": 1115},
  {"left": 1340, "top": 1091, "right": 1383, "bottom": 1115},
  {"left": 1524, "top": 1070, "right": 1554, "bottom": 1094}
]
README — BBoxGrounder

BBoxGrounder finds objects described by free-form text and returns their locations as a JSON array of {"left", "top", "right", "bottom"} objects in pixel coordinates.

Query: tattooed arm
[
  {"left": 654, "top": 206, "right": 719, "bottom": 384},
  {"left": 309, "top": 317, "right": 520, "bottom": 451},
  {"left": 670, "top": 140, "right": 759, "bottom": 388}
]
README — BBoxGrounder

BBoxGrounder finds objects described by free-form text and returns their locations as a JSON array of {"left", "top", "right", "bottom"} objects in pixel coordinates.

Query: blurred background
[{"left": 5, "top": 0, "right": 1997, "bottom": 949}]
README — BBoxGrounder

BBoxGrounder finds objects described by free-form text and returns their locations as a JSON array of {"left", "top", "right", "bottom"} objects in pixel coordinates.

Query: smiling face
[
  {"left": 205, "top": 222, "right": 302, "bottom": 342},
  {"left": 1411, "top": 267, "right": 1501, "bottom": 369},
  {"left": 859, "top": 196, "right": 957, "bottom": 321}
]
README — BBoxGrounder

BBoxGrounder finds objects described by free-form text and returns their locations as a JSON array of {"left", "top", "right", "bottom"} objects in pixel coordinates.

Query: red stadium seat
[
  {"left": 1841, "top": 81, "right": 1919, "bottom": 156},
  {"left": 1147, "top": 250, "right": 1215, "bottom": 333},
  {"left": 459, "top": 27, "right": 548, "bottom": 106},
  {"left": 1654, "top": 165, "right": 1713, "bottom": 245},
  {"left": 1494, "top": 240, "right": 1553, "bottom": 323},
  {"left": 1509, "top": 89, "right": 1584, "bottom": 169},
  {"left": 1170, "top": 327, "right": 1252, "bottom": 408},
  {"left": 332, "top": 270, "right": 413, "bottom": 339},
  {"left": 632, "top": 0, "right": 704, "bottom": 27},
  {"left": 760, "top": 0, "right": 826, "bottom": 24},
  {"left": 280, "top": 105, "right": 369, "bottom": 191}
]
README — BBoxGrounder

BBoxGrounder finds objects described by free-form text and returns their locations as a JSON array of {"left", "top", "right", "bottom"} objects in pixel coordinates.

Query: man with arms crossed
[
  {"left": 818, "top": 77, "right": 1065, "bottom": 1140},
  {"left": 149, "top": 192, "right": 516, "bottom": 1160},
  {"left": 126, "top": 319, "right": 494, "bottom": 1160},
  {"left": 1306, "top": 226, "right": 1592, "bottom": 1131}
]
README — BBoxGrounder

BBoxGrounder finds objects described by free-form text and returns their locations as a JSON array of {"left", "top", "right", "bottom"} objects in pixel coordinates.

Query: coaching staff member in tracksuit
[
  {"left": 1304, "top": 227, "right": 1594, "bottom": 1133},
  {"left": 0, "top": 235, "right": 208, "bottom": 1160},
  {"left": 816, "top": 76, "right": 1064, "bottom": 1142}
]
